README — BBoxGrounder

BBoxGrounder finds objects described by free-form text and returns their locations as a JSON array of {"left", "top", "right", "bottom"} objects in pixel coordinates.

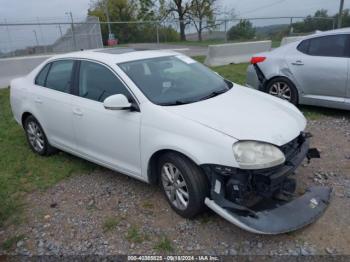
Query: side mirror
[{"left": 103, "top": 94, "right": 132, "bottom": 110}]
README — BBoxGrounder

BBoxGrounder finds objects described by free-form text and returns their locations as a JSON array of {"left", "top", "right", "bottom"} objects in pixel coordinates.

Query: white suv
[{"left": 10, "top": 49, "right": 331, "bottom": 234}]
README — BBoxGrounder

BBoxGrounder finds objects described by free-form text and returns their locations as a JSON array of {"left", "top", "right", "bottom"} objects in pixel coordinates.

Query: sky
[
  {"left": 0, "top": 0, "right": 348, "bottom": 22},
  {"left": 0, "top": 0, "right": 349, "bottom": 53}
]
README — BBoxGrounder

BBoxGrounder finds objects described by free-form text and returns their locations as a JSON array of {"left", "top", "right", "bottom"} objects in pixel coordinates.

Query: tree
[
  {"left": 293, "top": 9, "right": 333, "bottom": 33},
  {"left": 166, "top": 0, "right": 191, "bottom": 41},
  {"left": 227, "top": 19, "right": 255, "bottom": 41},
  {"left": 89, "top": 0, "right": 138, "bottom": 43},
  {"left": 88, "top": 0, "right": 180, "bottom": 43},
  {"left": 137, "top": 0, "right": 156, "bottom": 20},
  {"left": 189, "top": 0, "right": 217, "bottom": 41},
  {"left": 335, "top": 9, "right": 350, "bottom": 28}
]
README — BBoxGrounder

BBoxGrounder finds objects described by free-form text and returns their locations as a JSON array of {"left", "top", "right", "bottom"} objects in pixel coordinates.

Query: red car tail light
[{"left": 250, "top": 56, "right": 266, "bottom": 64}]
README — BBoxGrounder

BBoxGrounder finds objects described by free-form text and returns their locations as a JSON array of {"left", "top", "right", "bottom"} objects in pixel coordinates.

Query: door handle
[
  {"left": 292, "top": 60, "right": 304, "bottom": 66},
  {"left": 34, "top": 98, "right": 43, "bottom": 104},
  {"left": 73, "top": 108, "right": 83, "bottom": 116}
]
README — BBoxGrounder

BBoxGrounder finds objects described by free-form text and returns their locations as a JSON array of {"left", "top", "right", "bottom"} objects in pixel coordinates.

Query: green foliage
[
  {"left": 335, "top": 9, "right": 350, "bottom": 28},
  {"left": 0, "top": 89, "right": 97, "bottom": 227},
  {"left": 189, "top": 0, "right": 217, "bottom": 41},
  {"left": 89, "top": 0, "right": 180, "bottom": 44},
  {"left": 293, "top": 9, "right": 334, "bottom": 33},
  {"left": 154, "top": 236, "right": 174, "bottom": 252},
  {"left": 227, "top": 19, "right": 256, "bottom": 41},
  {"left": 126, "top": 225, "right": 145, "bottom": 243},
  {"left": 1, "top": 234, "right": 25, "bottom": 251},
  {"left": 102, "top": 216, "right": 122, "bottom": 232}
]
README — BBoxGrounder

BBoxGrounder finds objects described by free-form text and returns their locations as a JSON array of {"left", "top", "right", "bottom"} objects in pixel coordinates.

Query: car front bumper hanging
[{"left": 205, "top": 186, "right": 331, "bottom": 234}]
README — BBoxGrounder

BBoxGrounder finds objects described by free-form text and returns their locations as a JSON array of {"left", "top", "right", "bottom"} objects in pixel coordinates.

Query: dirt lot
[{"left": 0, "top": 115, "right": 349, "bottom": 256}]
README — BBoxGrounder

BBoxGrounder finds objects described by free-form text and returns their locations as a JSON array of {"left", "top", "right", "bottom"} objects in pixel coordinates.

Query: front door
[{"left": 71, "top": 60, "right": 142, "bottom": 177}]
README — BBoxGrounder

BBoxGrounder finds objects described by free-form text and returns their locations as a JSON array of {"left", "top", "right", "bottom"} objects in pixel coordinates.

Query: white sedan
[{"left": 10, "top": 49, "right": 331, "bottom": 234}]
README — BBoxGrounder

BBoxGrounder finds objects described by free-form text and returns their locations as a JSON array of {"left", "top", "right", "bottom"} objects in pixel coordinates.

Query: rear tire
[
  {"left": 266, "top": 77, "right": 298, "bottom": 105},
  {"left": 24, "top": 116, "right": 57, "bottom": 156},
  {"left": 158, "top": 152, "right": 209, "bottom": 218}
]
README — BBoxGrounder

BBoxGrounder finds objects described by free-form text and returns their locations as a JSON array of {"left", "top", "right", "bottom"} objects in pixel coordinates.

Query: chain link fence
[
  {"left": 0, "top": 16, "right": 103, "bottom": 58},
  {"left": 0, "top": 16, "right": 337, "bottom": 58}
]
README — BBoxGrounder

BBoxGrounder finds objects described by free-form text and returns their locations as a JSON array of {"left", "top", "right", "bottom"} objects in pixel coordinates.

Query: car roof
[
  {"left": 48, "top": 48, "right": 180, "bottom": 65},
  {"left": 300, "top": 27, "right": 350, "bottom": 40}
]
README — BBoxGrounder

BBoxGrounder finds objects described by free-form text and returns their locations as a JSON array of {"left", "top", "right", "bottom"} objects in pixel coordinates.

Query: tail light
[{"left": 250, "top": 56, "right": 266, "bottom": 64}]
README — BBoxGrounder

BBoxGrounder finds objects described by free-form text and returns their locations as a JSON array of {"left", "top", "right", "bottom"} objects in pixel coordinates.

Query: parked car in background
[
  {"left": 10, "top": 49, "right": 330, "bottom": 234},
  {"left": 247, "top": 28, "right": 350, "bottom": 110}
]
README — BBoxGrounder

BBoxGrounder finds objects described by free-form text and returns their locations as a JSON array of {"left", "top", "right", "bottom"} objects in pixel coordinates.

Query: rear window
[
  {"left": 45, "top": 60, "right": 74, "bottom": 93},
  {"left": 35, "top": 63, "right": 51, "bottom": 86},
  {"left": 297, "top": 40, "right": 310, "bottom": 54},
  {"left": 297, "top": 34, "right": 349, "bottom": 57}
]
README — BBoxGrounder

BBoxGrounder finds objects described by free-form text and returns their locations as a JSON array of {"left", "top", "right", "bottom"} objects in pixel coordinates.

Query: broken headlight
[{"left": 233, "top": 141, "right": 285, "bottom": 170}]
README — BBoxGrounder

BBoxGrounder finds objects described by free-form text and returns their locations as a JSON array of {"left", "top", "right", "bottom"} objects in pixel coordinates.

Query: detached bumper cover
[{"left": 205, "top": 186, "right": 332, "bottom": 234}]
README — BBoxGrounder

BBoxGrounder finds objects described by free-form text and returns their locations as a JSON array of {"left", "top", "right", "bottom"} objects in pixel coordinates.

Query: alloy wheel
[
  {"left": 269, "top": 81, "right": 292, "bottom": 101},
  {"left": 26, "top": 121, "right": 45, "bottom": 152},
  {"left": 161, "top": 163, "right": 189, "bottom": 210}
]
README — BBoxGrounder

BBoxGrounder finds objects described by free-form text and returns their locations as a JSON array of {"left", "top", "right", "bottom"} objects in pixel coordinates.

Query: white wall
[
  {"left": 280, "top": 36, "right": 304, "bottom": 46},
  {"left": 204, "top": 41, "right": 272, "bottom": 66}
]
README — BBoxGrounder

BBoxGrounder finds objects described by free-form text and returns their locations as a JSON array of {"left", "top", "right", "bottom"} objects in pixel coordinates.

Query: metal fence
[
  {"left": 0, "top": 16, "right": 337, "bottom": 58},
  {"left": 0, "top": 16, "right": 103, "bottom": 58}
]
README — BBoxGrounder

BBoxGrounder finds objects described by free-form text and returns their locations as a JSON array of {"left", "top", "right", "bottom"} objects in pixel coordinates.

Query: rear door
[
  {"left": 33, "top": 59, "right": 76, "bottom": 150},
  {"left": 285, "top": 34, "right": 349, "bottom": 105}
]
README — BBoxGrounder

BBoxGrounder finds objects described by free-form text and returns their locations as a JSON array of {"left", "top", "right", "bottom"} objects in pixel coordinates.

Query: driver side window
[{"left": 78, "top": 61, "right": 131, "bottom": 102}]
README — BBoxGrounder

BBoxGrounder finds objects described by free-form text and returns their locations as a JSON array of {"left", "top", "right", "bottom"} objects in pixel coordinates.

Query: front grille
[{"left": 279, "top": 134, "right": 304, "bottom": 161}]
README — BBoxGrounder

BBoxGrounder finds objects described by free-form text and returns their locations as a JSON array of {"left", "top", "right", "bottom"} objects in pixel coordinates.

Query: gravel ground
[{"left": 0, "top": 116, "right": 349, "bottom": 256}]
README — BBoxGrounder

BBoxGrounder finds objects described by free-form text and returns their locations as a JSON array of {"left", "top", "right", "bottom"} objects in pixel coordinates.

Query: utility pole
[
  {"left": 338, "top": 0, "right": 345, "bottom": 28},
  {"left": 104, "top": 0, "right": 112, "bottom": 37},
  {"left": 58, "top": 24, "right": 63, "bottom": 37},
  {"left": 66, "top": 11, "right": 77, "bottom": 50},
  {"left": 33, "top": 30, "right": 39, "bottom": 46}
]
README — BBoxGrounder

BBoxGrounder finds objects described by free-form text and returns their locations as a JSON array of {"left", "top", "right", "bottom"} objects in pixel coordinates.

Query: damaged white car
[{"left": 10, "top": 49, "right": 331, "bottom": 234}]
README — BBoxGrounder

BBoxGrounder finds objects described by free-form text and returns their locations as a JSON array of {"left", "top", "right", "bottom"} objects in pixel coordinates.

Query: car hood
[{"left": 162, "top": 85, "right": 306, "bottom": 146}]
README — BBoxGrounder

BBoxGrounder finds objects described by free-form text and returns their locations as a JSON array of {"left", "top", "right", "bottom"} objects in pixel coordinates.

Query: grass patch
[
  {"left": 102, "top": 216, "right": 122, "bottom": 232},
  {"left": 198, "top": 213, "right": 214, "bottom": 224},
  {"left": 301, "top": 105, "right": 348, "bottom": 120},
  {"left": 141, "top": 200, "right": 154, "bottom": 209},
  {"left": 192, "top": 56, "right": 248, "bottom": 85},
  {"left": 1, "top": 234, "right": 25, "bottom": 251},
  {"left": 125, "top": 225, "right": 147, "bottom": 243},
  {"left": 154, "top": 236, "right": 174, "bottom": 252},
  {"left": 0, "top": 88, "right": 97, "bottom": 227},
  {"left": 272, "top": 40, "right": 281, "bottom": 48}
]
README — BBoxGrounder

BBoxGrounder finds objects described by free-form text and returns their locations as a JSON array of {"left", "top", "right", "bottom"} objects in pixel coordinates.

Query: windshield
[{"left": 118, "top": 55, "right": 233, "bottom": 105}]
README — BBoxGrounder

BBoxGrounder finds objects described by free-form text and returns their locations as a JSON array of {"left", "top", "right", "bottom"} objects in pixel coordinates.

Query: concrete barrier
[
  {"left": 280, "top": 36, "right": 304, "bottom": 46},
  {"left": 0, "top": 55, "right": 52, "bottom": 88},
  {"left": 204, "top": 40, "right": 272, "bottom": 66}
]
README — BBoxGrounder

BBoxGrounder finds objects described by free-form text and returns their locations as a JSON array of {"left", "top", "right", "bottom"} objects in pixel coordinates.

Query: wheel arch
[
  {"left": 21, "top": 112, "right": 34, "bottom": 127},
  {"left": 147, "top": 149, "right": 200, "bottom": 185},
  {"left": 264, "top": 75, "right": 300, "bottom": 104}
]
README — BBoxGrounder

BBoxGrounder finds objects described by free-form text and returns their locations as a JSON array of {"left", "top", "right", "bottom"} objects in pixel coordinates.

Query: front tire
[
  {"left": 158, "top": 152, "right": 209, "bottom": 218},
  {"left": 24, "top": 116, "right": 57, "bottom": 156},
  {"left": 266, "top": 77, "right": 298, "bottom": 105}
]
